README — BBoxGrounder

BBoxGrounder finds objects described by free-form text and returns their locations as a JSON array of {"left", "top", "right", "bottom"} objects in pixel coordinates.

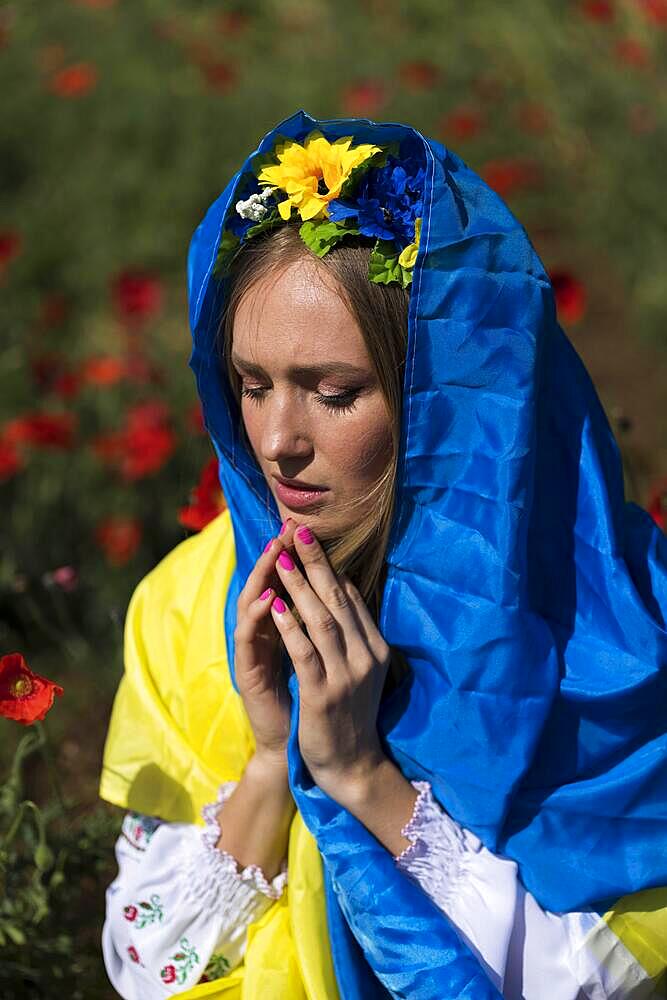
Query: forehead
[{"left": 232, "top": 260, "right": 372, "bottom": 368}]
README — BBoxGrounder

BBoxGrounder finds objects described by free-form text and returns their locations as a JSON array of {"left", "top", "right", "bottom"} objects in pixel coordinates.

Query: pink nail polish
[
  {"left": 263, "top": 539, "right": 273, "bottom": 553},
  {"left": 296, "top": 525, "right": 314, "bottom": 544},
  {"left": 278, "top": 550, "right": 294, "bottom": 571},
  {"left": 279, "top": 520, "right": 289, "bottom": 536},
  {"left": 272, "top": 597, "right": 287, "bottom": 613},
  {"left": 259, "top": 588, "right": 272, "bottom": 600}
]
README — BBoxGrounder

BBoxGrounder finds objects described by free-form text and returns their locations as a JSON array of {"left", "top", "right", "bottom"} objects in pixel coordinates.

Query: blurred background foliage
[{"left": 1, "top": 0, "right": 666, "bottom": 995}]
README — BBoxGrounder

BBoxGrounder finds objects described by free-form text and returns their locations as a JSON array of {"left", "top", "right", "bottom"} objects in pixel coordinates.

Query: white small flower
[{"left": 235, "top": 186, "right": 276, "bottom": 222}]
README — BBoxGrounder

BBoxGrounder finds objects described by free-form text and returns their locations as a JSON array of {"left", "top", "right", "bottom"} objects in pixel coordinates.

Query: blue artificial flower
[{"left": 328, "top": 154, "right": 425, "bottom": 248}]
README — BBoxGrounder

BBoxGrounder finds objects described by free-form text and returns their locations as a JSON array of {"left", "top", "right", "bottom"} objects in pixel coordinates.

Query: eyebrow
[{"left": 230, "top": 353, "right": 370, "bottom": 379}]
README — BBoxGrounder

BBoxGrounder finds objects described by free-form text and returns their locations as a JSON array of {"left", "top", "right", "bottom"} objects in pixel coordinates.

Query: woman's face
[{"left": 231, "top": 259, "right": 393, "bottom": 537}]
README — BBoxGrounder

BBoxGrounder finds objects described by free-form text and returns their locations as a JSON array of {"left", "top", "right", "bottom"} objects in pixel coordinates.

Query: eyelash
[{"left": 239, "top": 386, "right": 359, "bottom": 415}]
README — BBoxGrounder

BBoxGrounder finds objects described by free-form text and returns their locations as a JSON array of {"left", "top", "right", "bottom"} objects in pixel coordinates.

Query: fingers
[
  {"left": 237, "top": 518, "right": 297, "bottom": 613},
  {"left": 285, "top": 525, "right": 358, "bottom": 634},
  {"left": 269, "top": 595, "right": 326, "bottom": 688}
]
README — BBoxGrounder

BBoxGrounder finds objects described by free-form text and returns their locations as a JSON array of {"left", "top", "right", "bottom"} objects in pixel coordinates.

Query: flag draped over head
[{"left": 104, "top": 108, "right": 667, "bottom": 998}]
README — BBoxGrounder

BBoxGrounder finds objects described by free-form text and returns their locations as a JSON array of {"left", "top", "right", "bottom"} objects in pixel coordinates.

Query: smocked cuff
[
  {"left": 393, "top": 779, "right": 474, "bottom": 909},
  {"left": 199, "top": 781, "right": 288, "bottom": 901}
]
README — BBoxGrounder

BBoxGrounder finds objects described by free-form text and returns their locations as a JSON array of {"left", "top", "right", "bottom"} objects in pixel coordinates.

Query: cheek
[
  {"left": 239, "top": 402, "right": 261, "bottom": 450},
  {"left": 335, "top": 407, "right": 393, "bottom": 481}
]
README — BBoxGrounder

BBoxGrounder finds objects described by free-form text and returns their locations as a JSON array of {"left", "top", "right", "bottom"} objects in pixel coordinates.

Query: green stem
[{"left": 35, "top": 721, "right": 67, "bottom": 817}]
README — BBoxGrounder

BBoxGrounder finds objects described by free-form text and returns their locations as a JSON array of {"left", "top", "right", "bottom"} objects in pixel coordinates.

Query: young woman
[{"left": 99, "top": 110, "right": 667, "bottom": 999}]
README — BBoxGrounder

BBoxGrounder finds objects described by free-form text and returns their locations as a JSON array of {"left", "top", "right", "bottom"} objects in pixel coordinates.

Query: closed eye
[{"left": 239, "top": 386, "right": 359, "bottom": 415}]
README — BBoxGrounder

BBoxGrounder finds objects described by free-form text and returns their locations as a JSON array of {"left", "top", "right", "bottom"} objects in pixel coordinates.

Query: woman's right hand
[{"left": 233, "top": 518, "right": 296, "bottom": 767}]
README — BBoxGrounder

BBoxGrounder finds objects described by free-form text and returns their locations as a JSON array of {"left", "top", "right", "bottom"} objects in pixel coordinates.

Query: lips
[
  {"left": 274, "top": 476, "right": 326, "bottom": 490},
  {"left": 273, "top": 478, "right": 328, "bottom": 510}
]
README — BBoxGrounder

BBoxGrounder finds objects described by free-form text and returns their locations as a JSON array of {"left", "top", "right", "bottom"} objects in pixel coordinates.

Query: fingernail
[
  {"left": 260, "top": 588, "right": 272, "bottom": 600},
  {"left": 278, "top": 550, "right": 294, "bottom": 571},
  {"left": 263, "top": 539, "right": 273, "bottom": 553},
  {"left": 279, "top": 519, "right": 291, "bottom": 536},
  {"left": 296, "top": 525, "right": 314, "bottom": 544},
  {"left": 272, "top": 597, "right": 287, "bottom": 613}
]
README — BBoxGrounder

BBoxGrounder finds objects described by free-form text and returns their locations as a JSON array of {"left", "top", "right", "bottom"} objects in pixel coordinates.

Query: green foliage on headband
[
  {"left": 212, "top": 229, "right": 241, "bottom": 279},
  {"left": 369, "top": 240, "right": 413, "bottom": 288},
  {"left": 337, "top": 144, "right": 394, "bottom": 200},
  {"left": 299, "top": 218, "right": 360, "bottom": 258},
  {"left": 244, "top": 209, "right": 283, "bottom": 241}
]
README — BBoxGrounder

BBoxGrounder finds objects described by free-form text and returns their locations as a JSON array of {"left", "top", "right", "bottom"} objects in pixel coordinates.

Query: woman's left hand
[{"left": 269, "top": 522, "right": 391, "bottom": 804}]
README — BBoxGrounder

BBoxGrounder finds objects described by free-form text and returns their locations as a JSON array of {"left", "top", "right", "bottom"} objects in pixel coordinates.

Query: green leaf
[
  {"left": 5, "top": 923, "right": 26, "bottom": 945},
  {"left": 212, "top": 229, "right": 241, "bottom": 279},
  {"left": 244, "top": 208, "right": 282, "bottom": 240},
  {"left": 337, "top": 148, "right": 385, "bottom": 201},
  {"left": 368, "top": 240, "right": 403, "bottom": 285},
  {"left": 299, "top": 219, "right": 359, "bottom": 258}
]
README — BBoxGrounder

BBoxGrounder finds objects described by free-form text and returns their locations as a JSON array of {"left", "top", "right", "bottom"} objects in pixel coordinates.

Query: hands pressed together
[{"left": 233, "top": 517, "right": 392, "bottom": 806}]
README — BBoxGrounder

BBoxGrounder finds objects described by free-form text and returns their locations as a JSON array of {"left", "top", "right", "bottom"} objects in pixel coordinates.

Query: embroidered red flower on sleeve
[
  {"left": 0, "top": 653, "right": 64, "bottom": 725},
  {"left": 127, "top": 946, "right": 141, "bottom": 964},
  {"left": 161, "top": 964, "right": 177, "bottom": 984},
  {"left": 123, "top": 905, "right": 138, "bottom": 922}
]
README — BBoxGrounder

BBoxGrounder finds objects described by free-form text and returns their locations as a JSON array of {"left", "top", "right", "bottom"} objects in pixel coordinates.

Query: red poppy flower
[
  {"left": 178, "top": 457, "right": 226, "bottom": 532},
  {"left": 0, "top": 438, "right": 22, "bottom": 480},
  {"left": 580, "top": 0, "right": 615, "bottom": 20},
  {"left": 201, "top": 61, "right": 237, "bottom": 93},
  {"left": 481, "top": 158, "right": 542, "bottom": 198},
  {"left": 29, "top": 356, "right": 80, "bottom": 401},
  {"left": 648, "top": 479, "right": 667, "bottom": 530},
  {"left": 440, "top": 107, "right": 484, "bottom": 142},
  {"left": 0, "top": 653, "right": 64, "bottom": 726},
  {"left": 48, "top": 62, "right": 98, "bottom": 98},
  {"left": 79, "top": 355, "right": 127, "bottom": 387},
  {"left": 124, "top": 905, "right": 138, "bottom": 922},
  {"left": 93, "top": 401, "right": 176, "bottom": 480},
  {"left": 187, "top": 402, "right": 206, "bottom": 435},
  {"left": 398, "top": 60, "right": 440, "bottom": 92},
  {"left": 0, "top": 230, "right": 22, "bottom": 272},
  {"left": 550, "top": 270, "right": 587, "bottom": 324},
  {"left": 30, "top": 354, "right": 74, "bottom": 396},
  {"left": 615, "top": 37, "right": 651, "bottom": 68},
  {"left": 161, "top": 964, "right": 177, "bottom": 984},
  {"left": 111, "top": 270, "right": 163, "bottom": 327},
  {"left": 340, "top": 79, "right": 387, "bottom": 117},
  {"left": 637, "top": 0, "right": 667, "bottom": 23},
  {"left": 4, "top": 412, "right": 76, "bottom": 450},
  {"left": 95, "top": 516, "right": 142, "bottom": 566}
]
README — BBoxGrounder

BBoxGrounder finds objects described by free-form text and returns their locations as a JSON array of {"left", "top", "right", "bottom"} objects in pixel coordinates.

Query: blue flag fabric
[{"left": 187, "top": 109, "right": 667, "bottom": 998}]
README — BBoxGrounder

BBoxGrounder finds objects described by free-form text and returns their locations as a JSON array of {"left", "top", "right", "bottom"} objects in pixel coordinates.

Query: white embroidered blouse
[{"left": 102, "top": 779, "right": 649, "bottom": 999}]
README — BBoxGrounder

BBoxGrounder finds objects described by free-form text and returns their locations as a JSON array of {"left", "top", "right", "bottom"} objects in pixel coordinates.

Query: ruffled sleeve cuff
[
  {"left": 392, "top": 779, "right": 473, "bottom": 905},
  {"left": 198, "top": 781, "right": 288, "bottom": 901}
]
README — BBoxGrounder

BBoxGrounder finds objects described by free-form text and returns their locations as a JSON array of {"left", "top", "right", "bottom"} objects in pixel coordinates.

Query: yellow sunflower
[{"left": 257, "top": 130, "right": 382, "bottom": 223}]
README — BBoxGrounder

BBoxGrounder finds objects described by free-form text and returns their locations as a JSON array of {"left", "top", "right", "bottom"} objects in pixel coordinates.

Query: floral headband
[{"left": 213, "top": 129, "right": 424, "bottom": 288}]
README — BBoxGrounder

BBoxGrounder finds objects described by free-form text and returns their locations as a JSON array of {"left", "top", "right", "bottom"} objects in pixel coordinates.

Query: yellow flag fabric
[{"left": 99, "top": 508, "right": 339, "bottom": 1000}]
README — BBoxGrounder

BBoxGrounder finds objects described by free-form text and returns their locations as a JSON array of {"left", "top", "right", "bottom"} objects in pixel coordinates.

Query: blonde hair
[{"left": 216, "top": 223, "right": 409, "bottom": 693}]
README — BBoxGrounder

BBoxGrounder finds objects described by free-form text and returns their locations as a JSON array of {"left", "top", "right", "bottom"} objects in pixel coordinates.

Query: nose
[{"left": 258, "top": 390, "right": 313, "bottom": 465}]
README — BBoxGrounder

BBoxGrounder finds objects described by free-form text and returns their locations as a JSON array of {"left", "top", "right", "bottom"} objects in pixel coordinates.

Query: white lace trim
[
  {"left": 199, "top": 781, "right": 288, "bottom": 900},
  {"left": 393, "top": 779, "right": 469, "bottom": 909}
]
